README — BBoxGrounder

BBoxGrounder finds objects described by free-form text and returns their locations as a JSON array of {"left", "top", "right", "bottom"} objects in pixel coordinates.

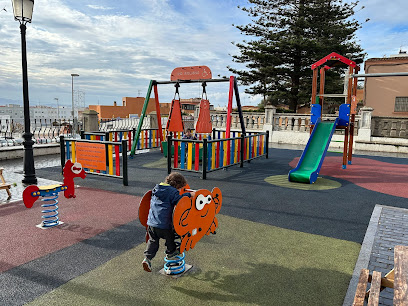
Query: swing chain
[
  {"left": 174, "top": 82, "right": 180, "bottom": 101},
  {"left": 201, "top": 81, "right": 207, "bottom": 100}
]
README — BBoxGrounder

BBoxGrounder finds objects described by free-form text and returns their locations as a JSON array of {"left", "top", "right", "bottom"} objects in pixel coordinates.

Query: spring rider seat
[{"left": 22, "top": 160, "right": 86, "bottom": 228}]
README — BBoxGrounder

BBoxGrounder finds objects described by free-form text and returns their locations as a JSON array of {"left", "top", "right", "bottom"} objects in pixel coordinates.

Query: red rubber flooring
[
  {"left": 0, "top": 187, "right": 141, "bottom": 273},
  {"left": 290, "top": 156, "right": 408, "bottom": 198}
]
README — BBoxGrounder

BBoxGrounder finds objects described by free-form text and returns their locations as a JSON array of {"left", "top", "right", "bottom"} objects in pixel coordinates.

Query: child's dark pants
[{"left": 144, "top": 226, "right": 177, "bottom": 260}]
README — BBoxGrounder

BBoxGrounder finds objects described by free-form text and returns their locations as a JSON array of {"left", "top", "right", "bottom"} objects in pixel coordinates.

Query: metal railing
[{"left": 0, "top": 118, "right": 81, "bottom": 147}]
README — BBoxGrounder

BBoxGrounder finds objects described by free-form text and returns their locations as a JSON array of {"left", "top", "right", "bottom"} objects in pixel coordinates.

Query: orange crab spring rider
[
  {"left": 22, "top": 160, "right": 86, "bottom": 228},
  {"left": 139, "top": 184, "right": 222, "bottom": 275}
]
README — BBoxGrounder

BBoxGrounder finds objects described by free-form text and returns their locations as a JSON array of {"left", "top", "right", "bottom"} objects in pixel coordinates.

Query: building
[
  {"left": 89, "top": 98, "right": 158, "bottom": 119},
  {"left": 0, "top": 104, "right": 74, "bottom": 125},
  {"left": 364, "top": 52, "right": 408, "bottom": 117}
]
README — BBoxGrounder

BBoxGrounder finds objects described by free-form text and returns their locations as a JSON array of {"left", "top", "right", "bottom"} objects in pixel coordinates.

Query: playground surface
[{"left": 1, "top": 146, "right": 408, "bottom": 305}]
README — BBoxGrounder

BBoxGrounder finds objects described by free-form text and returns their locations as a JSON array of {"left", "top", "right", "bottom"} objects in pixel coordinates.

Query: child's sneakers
[
  {"left": 166, "top": 250, "right": 180, "bottom": 260},
  {"left": 142, "top": 258, "right": 151, "bottom": 272}
]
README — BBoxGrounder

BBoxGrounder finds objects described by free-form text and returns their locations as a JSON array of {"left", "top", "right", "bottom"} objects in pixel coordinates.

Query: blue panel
[
  {"left": 311, "top": 104, "right": 321, "bottom": 125},
  {"left": 180, "top": 142, "right": 185, "bottom": 169},
  {"left": 66, "top": 141, "right": 70, "bottom": 160},
  {"left": 338, "top": 104, "right": 350, "bottom": 126}
]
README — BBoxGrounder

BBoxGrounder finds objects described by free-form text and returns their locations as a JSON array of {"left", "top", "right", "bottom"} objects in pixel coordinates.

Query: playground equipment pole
[{"left": 131, "top": 80, "right": 154, "bottom": 156}]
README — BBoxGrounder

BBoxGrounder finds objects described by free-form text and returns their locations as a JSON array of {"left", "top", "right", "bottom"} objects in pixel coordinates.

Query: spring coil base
[
  {"left": 40, "top": 192, "right": 60, "bottom": 228},
  {"left": 163, "top": 252, "right": 186, "bottom": 275}
]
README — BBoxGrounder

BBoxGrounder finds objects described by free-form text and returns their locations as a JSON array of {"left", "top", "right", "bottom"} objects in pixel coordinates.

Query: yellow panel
[
  {"left": 152, "top": 130, "right": 156, "bottom": 147},
  {"left": 71, "top": 142, "right": 76, "bottom": 162},
  {"left": 187, "top": 143, "right": 193, "bottom": 170},
  {"left": 90, "top": 135, "right": 95, "bottom": 141},
  {"left": 108, "top": 144, "right": 113, "bottom": 175}
]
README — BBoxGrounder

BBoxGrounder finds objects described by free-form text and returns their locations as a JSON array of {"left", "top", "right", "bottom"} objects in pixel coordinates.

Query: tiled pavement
[{"left": 343, "top": 205, "right": 408, "bottom": 305}]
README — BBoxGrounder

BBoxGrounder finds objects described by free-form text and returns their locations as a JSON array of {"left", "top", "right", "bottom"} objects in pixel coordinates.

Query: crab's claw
[{"left": 22, "top": 185, "right": 40, "bottom": 208}]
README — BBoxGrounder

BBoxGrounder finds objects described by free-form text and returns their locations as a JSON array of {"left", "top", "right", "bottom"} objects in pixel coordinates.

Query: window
[{"left": 395, "top": 97, "right": 408, "bottom": 112}]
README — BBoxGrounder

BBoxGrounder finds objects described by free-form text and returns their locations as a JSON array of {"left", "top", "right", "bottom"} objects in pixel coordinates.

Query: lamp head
[
  {"left": 71, "top": 74, "right": 79, "bottom": 77},
  {"left": 11, "top": 0, "right": 34, "bottom": 24}
]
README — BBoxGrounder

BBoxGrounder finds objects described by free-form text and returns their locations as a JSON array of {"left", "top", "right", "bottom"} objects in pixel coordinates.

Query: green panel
[
  {"left": 290, "top": 122, "right": 335, "bottom": 183},
  {"left": 130, "top": 80, "right": 154, "bottom": 155}
]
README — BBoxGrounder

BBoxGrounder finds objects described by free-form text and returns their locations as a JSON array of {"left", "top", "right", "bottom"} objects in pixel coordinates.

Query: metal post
[
  {"left": 122, "top": 139, "right": 128, "bottom": 186},
  {"left": 71, "top": 73, "right": 79, "bottom": 137},
  {"left": 54, "top": 98, "right": 59, "bottom": 119},
  {"left": 60, "top": 135, "right": 65, "bottom": 175},
  {"left": 167, "top": 134, "right": 172, "bottom": 174},
  {"left": 20, "top": 23, "right": 37, "bottom": 185}
]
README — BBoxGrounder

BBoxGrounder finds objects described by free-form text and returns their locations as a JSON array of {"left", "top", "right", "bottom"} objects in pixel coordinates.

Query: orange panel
[
  {"left": 171, "top": 66, "right": 212, "bottom": 81},
  {"left": 166, "top": 100, "right": 185, "bottom": 132},
  {"left": 139, "top": 190, "right": 152, "bottom": 228},
  {"left": 173, "top": 187, "right": 222, "bottom": 253},
  {"left": 195, "top": 99, "right": 212, "bottom": 133},
  {"left": 76, "top": 142, "right": 106, "bottom": 171}
]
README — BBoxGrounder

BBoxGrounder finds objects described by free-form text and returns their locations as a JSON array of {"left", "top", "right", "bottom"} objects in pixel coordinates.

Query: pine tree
[{"left": 229, "top": 0, "right": 365, "bottom": 112}]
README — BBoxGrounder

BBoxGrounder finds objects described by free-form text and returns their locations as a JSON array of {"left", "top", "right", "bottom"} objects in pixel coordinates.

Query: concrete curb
[{"left": 342, "top": 204, "right": 383, "bottom": 306}]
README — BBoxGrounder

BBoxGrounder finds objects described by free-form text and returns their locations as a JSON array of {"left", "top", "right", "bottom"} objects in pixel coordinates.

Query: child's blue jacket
[{"left": 147, "top": 183, "right": 191, "bottom": 229}]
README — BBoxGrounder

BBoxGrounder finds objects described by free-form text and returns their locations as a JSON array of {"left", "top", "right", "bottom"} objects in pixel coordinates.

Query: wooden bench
[
  {"left": 352, "top": 245, "right": 408, "bottom": 305},
  {"left": 0, "top": 168, "right": 11, "bottom": 198}
]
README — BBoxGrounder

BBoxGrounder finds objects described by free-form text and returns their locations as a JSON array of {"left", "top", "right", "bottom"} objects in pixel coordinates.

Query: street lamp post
[
  {"left": 71, "top": 73, "right": 79, "bottom": 136},
  {"left": 12, "top": 0, "right": 37, "bottom": 185},
  {"left": 54, "top": 97, "right": 59, "bottom": 119}
]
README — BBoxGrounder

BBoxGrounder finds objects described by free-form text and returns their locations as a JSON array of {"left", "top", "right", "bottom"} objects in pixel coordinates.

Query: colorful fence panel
[
  {"left": 166, "top": 131, "right": 269, "bottom": 179},
  {"left": 82, "top": 128, "right": 164, "bottom": 154},
  {"left": 60, "top": 136, "right": 128, "bottom": 186}
]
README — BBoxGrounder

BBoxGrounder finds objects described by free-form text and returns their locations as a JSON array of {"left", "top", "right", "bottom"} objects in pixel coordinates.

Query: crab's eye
[
  {"left": 207, "top": 195, "right": 212, "bottom": 202},
  {"left": 196, "top": 194, "right": 207, "bottom": 210},
  {"left": 71, "top": 162, "right": 82, "bottom": 174}
]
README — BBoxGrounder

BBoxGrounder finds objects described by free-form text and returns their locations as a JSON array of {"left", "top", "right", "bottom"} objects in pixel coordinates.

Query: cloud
[
  {"left": 0, "top": 0, "right": 251, "bottom": 108},
  {"left": 87, "top": 5, "right": 113, "bottom": 11}
]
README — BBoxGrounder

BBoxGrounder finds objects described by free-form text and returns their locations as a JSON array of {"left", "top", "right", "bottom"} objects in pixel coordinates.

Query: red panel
[
  {"left": 139, "top": 190, "right": 152, "bottom": 228},
  {"left": 115, "top": 144, "right": 120, "bottom": 176},
  {"left": 311, "top": 52, "right": 356, "bottom": 70},
  {"left": 194, "top": 143, "right": 199, "bottom": 171},
  {"left": 153, "top": 84, "right": 163, "bottom": 152},
  {"left": 166, "top": 100, "right": 185, "bottom": 132},
  {"left": 195, "top": 99, "right": 212, "bottom": 133},
  {"left": 237, "top": 138, "right": 241, "bottom": 162},
  {"left": 173, "top": 141, "right": 178, "bottom": 168},
  {"left": 171, "top": 66, "right": 212, "bottom": 81}
]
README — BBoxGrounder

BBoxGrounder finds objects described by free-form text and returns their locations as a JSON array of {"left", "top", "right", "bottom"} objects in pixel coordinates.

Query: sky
[{"left": 0, "top": 0, "right": 408, "bottom": 110}]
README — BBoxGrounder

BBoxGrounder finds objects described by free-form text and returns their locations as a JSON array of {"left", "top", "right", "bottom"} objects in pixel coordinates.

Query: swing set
[
  {"left": 130, "top": 66, "right": 269, "bottom": 179},
  {"left": 130, "top": 66, "right": 247, "bottom": 156}
]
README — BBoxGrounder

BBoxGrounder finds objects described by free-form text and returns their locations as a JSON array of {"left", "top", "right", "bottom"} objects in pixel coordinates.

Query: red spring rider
[{"left": 23, "top": 160, "right": 86, "bottom": 228}]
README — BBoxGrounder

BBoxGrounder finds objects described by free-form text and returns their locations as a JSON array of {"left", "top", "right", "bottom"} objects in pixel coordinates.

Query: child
[
  {"left": 182, "top": 129, "right": 197, "bottom": 140},
  {"left": 142, "top": 172, "right": 193, "bottom": 272}
]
